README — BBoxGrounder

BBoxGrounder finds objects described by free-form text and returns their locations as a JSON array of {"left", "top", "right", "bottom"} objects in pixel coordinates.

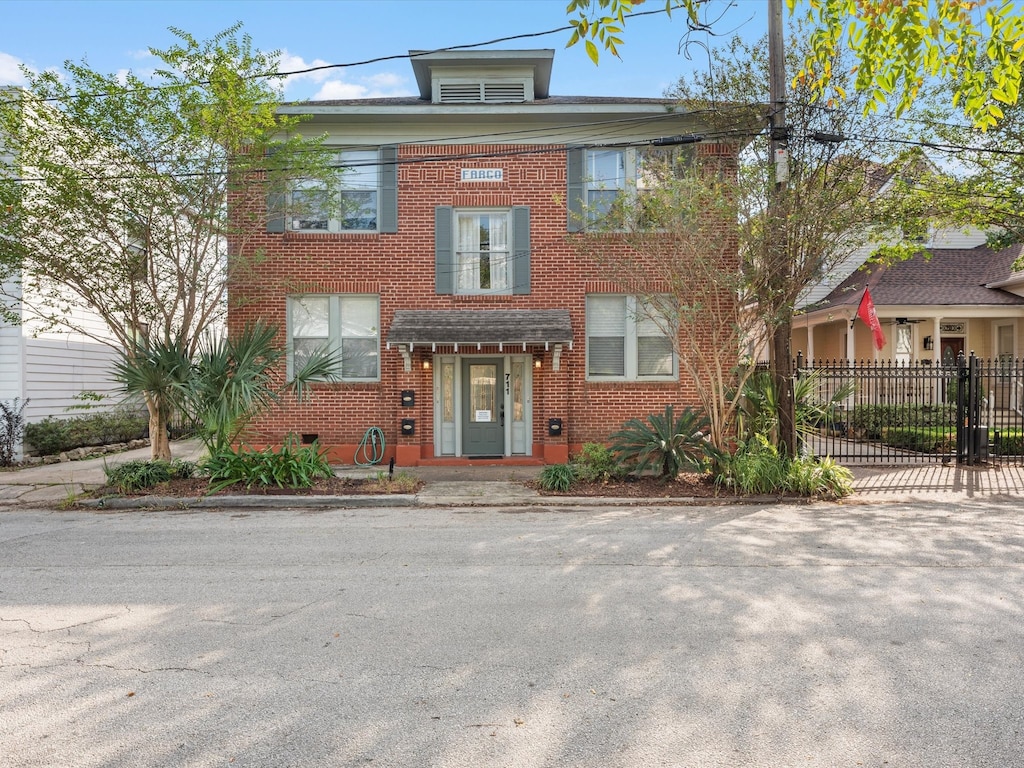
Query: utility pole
[{"left": 767, "top": 0, "right": 797, "bottom": 455}]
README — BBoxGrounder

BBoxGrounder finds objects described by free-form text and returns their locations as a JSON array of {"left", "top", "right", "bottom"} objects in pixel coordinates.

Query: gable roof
[{"left": 807, "top": 243, "right": 1024, "bottom": 312}]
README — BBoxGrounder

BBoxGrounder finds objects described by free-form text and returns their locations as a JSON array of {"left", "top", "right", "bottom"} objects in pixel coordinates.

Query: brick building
[{"left": 229, "top": 49, "right": 747, "bottom": 466}]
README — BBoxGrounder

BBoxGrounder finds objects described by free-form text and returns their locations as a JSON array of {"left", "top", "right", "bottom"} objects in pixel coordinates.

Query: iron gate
[{"left": 797, "top": 353, "right": 1024, "bottom": 465}]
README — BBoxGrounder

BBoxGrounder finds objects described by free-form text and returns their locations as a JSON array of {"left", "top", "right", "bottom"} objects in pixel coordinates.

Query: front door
[
  {"left": 462, "top": 358, "right": 504, "bottom": 457},
  {"left": 941, "top": 337, "right": 964, "bottom": 366}
]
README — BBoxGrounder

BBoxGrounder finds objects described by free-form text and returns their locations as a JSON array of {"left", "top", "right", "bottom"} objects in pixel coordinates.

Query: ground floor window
[
  {"left": 586, "top": 294, "right": 676, "bottom": 380},
  {"left": 288, "top": 294, "right": 379, "bottom": 380}
]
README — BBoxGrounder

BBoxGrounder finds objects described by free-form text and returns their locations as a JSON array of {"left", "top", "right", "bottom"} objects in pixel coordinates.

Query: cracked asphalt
[{"left": 1, "top": 499, "right": 1023, "bottom": 767}]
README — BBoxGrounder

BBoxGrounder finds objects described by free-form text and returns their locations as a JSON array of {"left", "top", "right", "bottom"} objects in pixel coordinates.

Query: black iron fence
[{"left": 796, "top": 353, "right": 1024, "bottom": 465}]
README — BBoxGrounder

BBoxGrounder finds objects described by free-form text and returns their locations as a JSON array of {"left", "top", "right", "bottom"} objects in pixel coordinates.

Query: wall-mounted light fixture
[
  {"left": 534, "top": 358, "right": 542, "bottom": 369},
  {"left": 923, "top": 335, "right": 934, "bottom": 351},
  {"left": 423, "top": 359, "right": 431, "bottom": 370}
]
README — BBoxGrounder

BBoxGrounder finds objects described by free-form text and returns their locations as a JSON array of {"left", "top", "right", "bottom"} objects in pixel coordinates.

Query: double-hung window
[
  {"left": 567, "top": 147, "right": 638, "bottom": 230},
  {"left": 288, "top": 294, "right": 379, "bottom": 381},
  {"left": 586, "top": 295, "right": 676, "bottom": 380},
  {"left": 455, "top": 210, "right": 511, "bottom": 293},
  {"left": 586, "top": 149, "right": 628, "bottom": 222},
  {"left": 434, "top": 206, "right": 530, "bottom": 295},
  {"left": 291, "top": 149, "right": 379, "bottom": 233}
]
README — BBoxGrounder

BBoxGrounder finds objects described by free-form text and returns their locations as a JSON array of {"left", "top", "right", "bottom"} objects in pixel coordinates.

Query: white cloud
[
  {"left": 277, "top": 49, "right": 414, "bottom": 100},
  {"left": 310, "top": 73, "right": 415, "bottom": 101},
  {"left": 0, "top": 52, "right": 32, "bottom": 86},
  {"left": 278, "top": 51, "right": 335, "bottom": 86},
  {"left": 312, "top": 80, "right": 371, "bottom": 100}
]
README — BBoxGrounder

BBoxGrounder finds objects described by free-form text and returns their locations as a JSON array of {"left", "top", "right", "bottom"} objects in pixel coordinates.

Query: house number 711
[{"left": 505, "top": 372, "right": 511, "bottom": 395}]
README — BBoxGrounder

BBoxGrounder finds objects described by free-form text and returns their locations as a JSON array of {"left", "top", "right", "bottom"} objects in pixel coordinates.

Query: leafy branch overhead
[{"left": 565, "top": 0, "right": 1024, "bottom": 129}]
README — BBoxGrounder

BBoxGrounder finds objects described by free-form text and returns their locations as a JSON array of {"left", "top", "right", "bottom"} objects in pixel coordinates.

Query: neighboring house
[
  {"left": 0, "top": 113, "right": 124, "bottom": 459},
  {"left": 228, "top": 48, "right": 751, "bottom": 465},
  {"left": 794, "top": 242, "right": 1024, "bottom": 366}
]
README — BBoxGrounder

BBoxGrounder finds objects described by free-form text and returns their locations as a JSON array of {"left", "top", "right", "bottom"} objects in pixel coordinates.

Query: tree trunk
[
  {"left": 146, "top": 395, "right": 172, "bottom": 461},
  {"left": 769, "top": 320, "right": 796, "bottom": 458}
]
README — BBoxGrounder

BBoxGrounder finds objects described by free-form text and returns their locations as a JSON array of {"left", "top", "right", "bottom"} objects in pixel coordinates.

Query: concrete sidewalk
[{"left": 1, "top": 439, "right": 1023, "bottom": 508}]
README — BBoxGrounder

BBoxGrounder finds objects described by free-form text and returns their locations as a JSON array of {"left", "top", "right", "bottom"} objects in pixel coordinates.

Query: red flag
[{"left": 857, "top": 288, "right": 886, "bottom": 351}]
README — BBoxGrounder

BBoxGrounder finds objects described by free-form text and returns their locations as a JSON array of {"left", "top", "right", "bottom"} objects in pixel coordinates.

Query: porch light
[
  {"left": 923, "top": 336, "right": 934, "bottom": 351},
  {"left": 423, "top": 360, "right": 431, "bottom": 370},
  {"left": 534, "top": 358, "right": 542, "bottom": 369}
]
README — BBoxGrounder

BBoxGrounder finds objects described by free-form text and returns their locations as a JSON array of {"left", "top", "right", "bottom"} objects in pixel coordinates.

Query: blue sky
[{"left": 1, "top": 0, "right": 768, "bottom": 100}]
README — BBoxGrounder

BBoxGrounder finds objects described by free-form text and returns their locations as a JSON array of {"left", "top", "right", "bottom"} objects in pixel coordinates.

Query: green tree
[
  {"left": 114, "top": 322, "right": 340, "bottom": 459},
  {"left": 0, "top": 24, "right": 340, "bottom": 460},
  {"left": 578, "top": 26, "right": 914, "bottom": 456},
  {"left": 566, "top": 0, "right": 1024, "bottom": 129}
]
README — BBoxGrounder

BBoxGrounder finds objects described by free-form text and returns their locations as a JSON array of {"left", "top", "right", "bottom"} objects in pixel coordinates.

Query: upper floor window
[
  {"left": 586, "top": 149, "right": 629, "bottom": 222},
  {"left": 288, "top": 294, "right": 379, "bottom": 381},
  {"left": 434, "top": 206, "right": 531, "bottom": 296},
  {"left": 586, "top": 294, "right": 676, "bottom": 380},
  {"left": 455, "top": 210, "right": 512, "bottom": 294},
  {"left": 291, "top": 149, "right": 378, "bottom": 233}
]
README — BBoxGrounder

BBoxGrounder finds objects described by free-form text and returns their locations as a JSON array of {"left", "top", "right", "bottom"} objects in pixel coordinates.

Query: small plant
[
  {"left": 103, "top": 458, "right": 197, "bottom": 494},
  {"left": 573, "top": 442, "right": 625, "bottom": 482},
  {"left": 202, "top": 437, "right": 334, "bottom": 492},
  {"left": 609, "top": 405, "right": 718, "bottom": 478},
  {"left": 0, "top": 397, "right": 29, "bottom": 467},
  {"left": 715, "top": 434, "right": 789, "bottom": 494},
  {"left": 786, "top": 455, "right": 854, "bottom": 499},
  {"left": 538, "top": 463, "right": 576, "bottom": 492}
]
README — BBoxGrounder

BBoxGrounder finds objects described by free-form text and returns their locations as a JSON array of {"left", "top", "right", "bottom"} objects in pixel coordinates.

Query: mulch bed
[
  {"left": 530, "top": 472, "right": 727, "bottom": 498},
  {"left": 90, "top": 475, "right": 423, "bottom": 498}
]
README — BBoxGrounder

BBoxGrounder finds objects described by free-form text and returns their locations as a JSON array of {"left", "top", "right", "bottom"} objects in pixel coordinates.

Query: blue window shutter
[
  {"left": 566, "top": 147, "right": 584, "bottom": 233},
  {"left": 379, "top": 145, "right": 398, "bottom": 233},
  {"left": 435, "top": 206, "right": 453, "bottom": 294},
  {"left": 512, "top": 206, "right": 530, "bottom": 295},
  {"left": 266, "top": 146, "right": 286, "bottom": 233}
]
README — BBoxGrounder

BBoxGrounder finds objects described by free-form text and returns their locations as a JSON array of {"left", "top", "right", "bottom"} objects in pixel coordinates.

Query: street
[{"left": 1, "top": 500, "right": 1022, "bottom": 767}]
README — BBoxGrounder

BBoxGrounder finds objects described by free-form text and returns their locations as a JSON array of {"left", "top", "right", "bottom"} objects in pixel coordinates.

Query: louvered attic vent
[{"left": 436, "top": 79, "right": 529, "bottom": 103}]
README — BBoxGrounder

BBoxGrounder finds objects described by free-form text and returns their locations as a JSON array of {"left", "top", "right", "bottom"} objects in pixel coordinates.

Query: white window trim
[
  {"left": 287, "top": 294, "right": 380, "bottom": 382},
  {"left": 585, "top": 148, "right": 637, "bottom": 226},
  {"left": 290, "top": 148, "right": 380, "bottom": 234},
  {"left": 452, "top": 208, "right": 514, "bottom": 296},
  {"left": 586, "top": 294, "right": 678, "bottom": 382}
]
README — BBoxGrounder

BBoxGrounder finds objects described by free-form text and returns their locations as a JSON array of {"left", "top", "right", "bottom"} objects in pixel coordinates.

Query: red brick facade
[{"left": 229, "top": 137, "right": 739, "bottom": 465}]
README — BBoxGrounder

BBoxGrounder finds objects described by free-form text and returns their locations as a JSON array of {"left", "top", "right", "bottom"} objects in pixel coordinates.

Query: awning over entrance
[{"left": 387, "top": 309, "right": 573, "bottom": 351}]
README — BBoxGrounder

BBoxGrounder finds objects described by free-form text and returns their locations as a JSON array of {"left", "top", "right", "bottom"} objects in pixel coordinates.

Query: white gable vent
[{"left": 435, "top": 78, "right": 531, "bottom": 104}]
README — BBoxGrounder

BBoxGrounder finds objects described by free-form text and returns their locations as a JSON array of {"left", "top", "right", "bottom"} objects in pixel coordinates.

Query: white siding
[{"left": 21, "top": 337, "right": 123, "bottom": 424}]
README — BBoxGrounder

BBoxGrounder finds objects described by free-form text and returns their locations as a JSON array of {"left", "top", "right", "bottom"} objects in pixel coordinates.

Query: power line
[{"left": 1, "top": 3, "right": 687, "bottom": 107}]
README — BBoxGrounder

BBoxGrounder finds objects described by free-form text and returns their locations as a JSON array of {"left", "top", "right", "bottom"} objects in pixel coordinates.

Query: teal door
[{"left": 462, "top": 358, "right": 504, "bottom": 456}]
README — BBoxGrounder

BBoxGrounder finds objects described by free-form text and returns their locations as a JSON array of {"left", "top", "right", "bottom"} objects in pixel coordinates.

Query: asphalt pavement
[
  {"left": 2, "top": 500, "right": 1022, "bottom": 767},
  {"left": 3, "top": 439, "right": 1024, "bottom": 508}
]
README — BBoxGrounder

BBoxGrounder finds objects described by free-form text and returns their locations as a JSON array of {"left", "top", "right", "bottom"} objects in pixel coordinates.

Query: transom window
[
  {"left": 586, "top": 295, "right": 676, "bottom": 380},
  {"left": 288, "top": 294, "right": 379, "bottom": 381},
  {"left": 291, "top": 149, "right": 379, "bottom": 232},
  {"left": 455, "top": 210, "right": 512, "bottom": 294}
]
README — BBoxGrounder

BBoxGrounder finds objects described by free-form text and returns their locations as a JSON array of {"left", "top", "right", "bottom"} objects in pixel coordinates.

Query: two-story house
[{"left": 228, "top": 49, "right": 749, "bottom": 466}]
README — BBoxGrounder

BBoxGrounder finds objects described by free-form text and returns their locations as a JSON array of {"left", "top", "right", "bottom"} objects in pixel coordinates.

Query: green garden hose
[{"left": 355, "top": 426, "right": 386, "bottom": 466}]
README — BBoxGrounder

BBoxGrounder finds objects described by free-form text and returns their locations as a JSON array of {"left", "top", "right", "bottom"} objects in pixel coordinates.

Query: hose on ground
[{"left": 355, "top": 426, "right": 386, "bottom": 466}]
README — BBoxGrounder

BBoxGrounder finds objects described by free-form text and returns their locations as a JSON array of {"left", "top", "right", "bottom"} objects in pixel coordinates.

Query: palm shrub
[
  {"left": 116, "top": 322, "right": 341, "bottom": 459},
  {"left": 738, "top": 370, "right": 855, "bottom": 448},
  {"left": 609, "top": 405, "right": 718, "bottom": 478}
]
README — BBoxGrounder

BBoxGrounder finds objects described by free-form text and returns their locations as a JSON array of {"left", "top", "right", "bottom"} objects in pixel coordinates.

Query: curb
[{"left": 73, "top": 492, "right": 792, "bottom": 511}]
